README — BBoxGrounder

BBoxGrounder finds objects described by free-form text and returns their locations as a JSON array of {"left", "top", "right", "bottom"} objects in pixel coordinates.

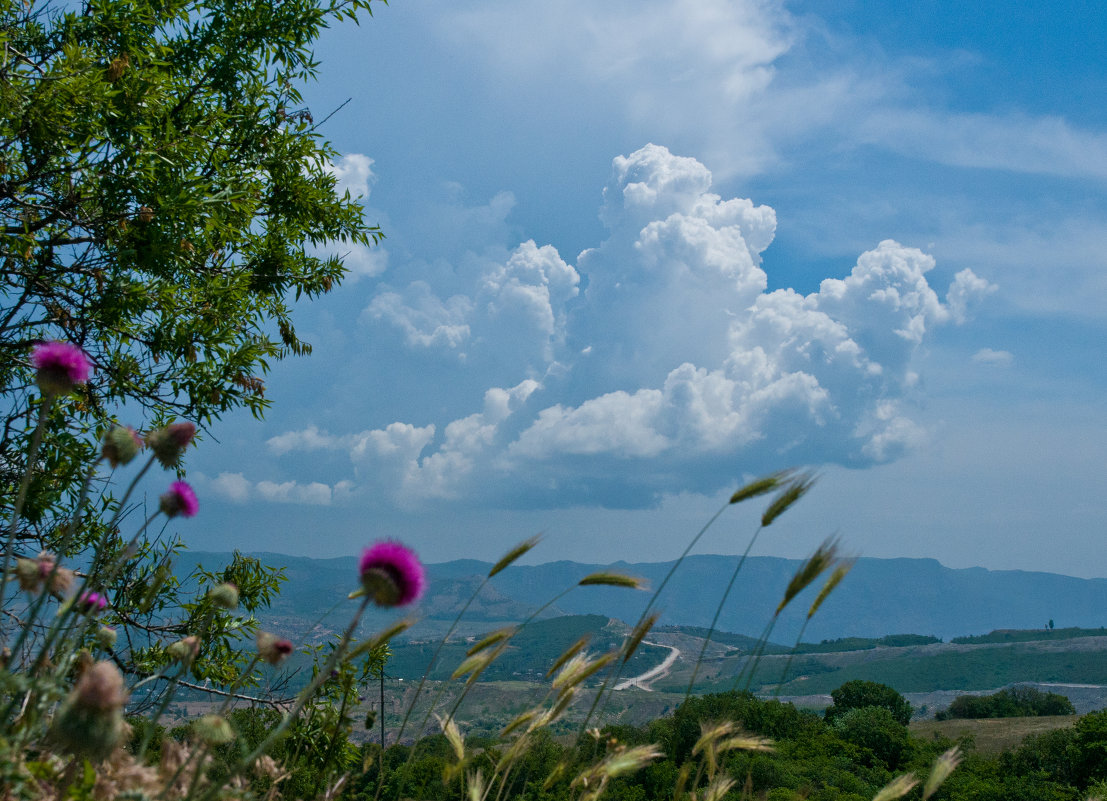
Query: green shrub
[
  {"left": 937, "top": 686, "right": 1076, "bottom": 720},
  {"left": 824, "top": 680, "right": 913, "bottom": 726}
]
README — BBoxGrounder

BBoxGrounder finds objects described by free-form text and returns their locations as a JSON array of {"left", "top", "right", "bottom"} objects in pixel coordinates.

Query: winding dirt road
[{"left": 615, "top": 642, "right": 681, "bottom": 691}]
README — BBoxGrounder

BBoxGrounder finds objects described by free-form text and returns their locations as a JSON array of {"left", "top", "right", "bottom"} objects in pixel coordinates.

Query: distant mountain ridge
[{"left": 175, "top": 551, "right": 1107, "bottom": 643}]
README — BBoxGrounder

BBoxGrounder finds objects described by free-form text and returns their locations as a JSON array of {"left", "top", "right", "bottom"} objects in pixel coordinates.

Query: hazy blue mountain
[{"left": 174, "top": 551, "right": 1107, "bottom": 643}]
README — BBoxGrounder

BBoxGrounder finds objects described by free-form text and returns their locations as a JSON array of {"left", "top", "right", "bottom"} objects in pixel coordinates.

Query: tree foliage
[
  {"left": 937, "top": 686, "right": 1076, "bottom": 720},
  {"left": 824, "top": 679, "right": 913, "bottom": 726},
  {"left": 0, "top": 0, "right": 381, "bottom": 710},
  {"left": 0, "top": 0, "right": 380, "bottom": 522}
]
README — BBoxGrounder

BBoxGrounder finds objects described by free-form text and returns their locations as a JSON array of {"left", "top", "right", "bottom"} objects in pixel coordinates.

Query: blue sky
[{"left": 178, "top": 0, "right": 1106, "bottom": 578}]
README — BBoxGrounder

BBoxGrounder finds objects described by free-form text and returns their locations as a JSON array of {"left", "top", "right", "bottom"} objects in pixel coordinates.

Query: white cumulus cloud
[
  {"left": 364, "top": 282, "right": 473, "bottom": 349},
  {"left": 326, "top": 153, "right": 376, "bottom": 200},
  {"left": 265, "top": 145, "right": 994, "bottom": 507},
  {"left": 193, "top": 471, "right": 351, "bottom": 507}
]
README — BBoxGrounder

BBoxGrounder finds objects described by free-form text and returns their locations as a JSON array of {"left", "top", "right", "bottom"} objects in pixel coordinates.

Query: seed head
[
  {"left": 488, "top": 534, "right": 541, "bottom": 578},
  {"left": 873, "top": 773, "right": 919, "bottom": 801},
  {"left": 761, "top": 473, "right": 816, "bottom": 527},
  {"left": 578, "top": 572, "right": 647, "bottom": 590},
  {"left": 923, "top": 747, "right": 962, "bottom": 799}
]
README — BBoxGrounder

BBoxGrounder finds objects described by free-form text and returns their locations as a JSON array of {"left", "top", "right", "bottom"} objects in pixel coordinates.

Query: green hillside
[
  {"left": 770, "top": 644, "right": 1107, "bottom": 695},
  {"left": 387, "top": 614, "right": 665, "bottom": 682},
  {"left": 951, "top": 626, "right": 1107, "bottom": 644}
]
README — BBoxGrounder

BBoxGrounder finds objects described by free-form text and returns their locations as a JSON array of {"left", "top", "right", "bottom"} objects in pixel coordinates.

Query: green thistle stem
[{"left": 0, "top": 396, "right": 53, "bottom": 646}]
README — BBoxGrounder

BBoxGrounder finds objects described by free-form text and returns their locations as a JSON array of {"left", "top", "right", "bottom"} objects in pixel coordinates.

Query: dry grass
[{"left": 909, "top": 715, "right": 1078, "bottom": 755}]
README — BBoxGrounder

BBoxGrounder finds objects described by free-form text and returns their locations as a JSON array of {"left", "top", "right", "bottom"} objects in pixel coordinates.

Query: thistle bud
[
  {"left": 159, "top": 481, "right": 198, "bottom": 518},
  {"left": 96, "top": 627, "right": 117, "bottom": 651},
  {"left": 145, "top": 422, "right": 196, "bottom": 468},
  {"left": 167, "top": 635, "right": 200, "bottom": 665},
  {"left": 31, "top": 552, "right": 75, "bottom": 596},
  {"left": 48, "top": 566, "right": 76, "bottom": 597},
  {"left": 194, "top": 714, "right": 234, "bottom": 745},
  {"left": 256, "top": 631, "right": 294, "bottom": 666},
  {"left": 76, "top": 591, "right": 108, "bottom": 616},
  {"left": 35, "top": 553, "right": 76, "bottom": 597},
  {"left": 101, "top": 426, "right": 143, "bottom": 467},
  {"left": 51, "top": 661, "right": 128, "bottom": 761},
  {"left": 207, "top": 582, "right": 238, "bottom": 609},
  {"left": 15, "top": 558, "right": 41, "bottom": 592}
]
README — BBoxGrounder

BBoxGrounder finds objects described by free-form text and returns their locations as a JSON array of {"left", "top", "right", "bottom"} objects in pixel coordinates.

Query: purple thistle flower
[
  {"left": 31, "top": 342, "right": 91, "bottom": 395},
  {"left": 77, "top": 591, "right": 108, "bottom": 615},
  {"left": 159, "top": 480, "right": 199, "bottom": 518},
  {"left": 359, "top": 540, "right": 426, "bottom": 607}
]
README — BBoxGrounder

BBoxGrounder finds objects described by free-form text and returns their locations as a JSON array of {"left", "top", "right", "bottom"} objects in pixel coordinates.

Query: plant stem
[
  {"left": 237, "top": 594, "right": 371, "bottom": 772},
  {"left": 574, "top": 500, "right": 732, "bottom": 742},
  {"left": 773, "top": 616, "right": 811, "bottom": 697},
  {"left": 394, "top": 575, "right": 490, "bottom": 743},
  {"left": 0, "top": 396, "right": 52, "bottom": 646},
  {"left": 683, "top": 526, "right": 764, "bottom": 699}
]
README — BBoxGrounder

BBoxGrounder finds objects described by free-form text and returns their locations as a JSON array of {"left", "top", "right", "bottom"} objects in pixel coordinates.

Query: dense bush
[
  {"left": 937, "top": 686, "right": 1076, "bottom": 720},
  {"left": 830, "top": 706, "right": 912, "bottom": 770},
  {"left": 824, "top": 680, "right": 913, "bottom": 726}
]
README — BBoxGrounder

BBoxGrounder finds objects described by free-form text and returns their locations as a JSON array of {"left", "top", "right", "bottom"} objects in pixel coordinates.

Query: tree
[
  {"left": 830, "top": 706, "right": 912, "bottom": 770},
  {"left": 1073, "top": 710, "right": 1107, "bottom": 787},
  {"left": 937, "top": 687, "right": 1076, "bottom": 720},
  {"left": 0, "top": 0, "right": 379, "bottom": 699},
  {"left": 1, "top": 0, "right": 380, "bottom": 526},
  {"left": 824, "top": 679, "right": 912, "bottom": 726}
]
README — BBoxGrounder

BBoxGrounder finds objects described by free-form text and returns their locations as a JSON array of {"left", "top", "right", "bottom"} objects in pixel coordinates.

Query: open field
[{"left": 910, "top": 714, "right": 1078, "bottom": 755}]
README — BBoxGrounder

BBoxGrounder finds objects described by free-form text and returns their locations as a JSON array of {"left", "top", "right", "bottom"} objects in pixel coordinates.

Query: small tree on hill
[{"left": 824, "top": 679, "right": 912, "bottom": 725}]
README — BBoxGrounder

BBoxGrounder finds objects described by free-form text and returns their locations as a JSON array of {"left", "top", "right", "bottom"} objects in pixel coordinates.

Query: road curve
[{"left": 615, "top": 641, "right": 681, "bottom": 691}]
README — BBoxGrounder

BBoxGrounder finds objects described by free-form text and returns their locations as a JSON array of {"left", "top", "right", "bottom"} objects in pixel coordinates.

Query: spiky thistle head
[
  {"left": 358, "top": 540, "right": 426, "bottom": 607},
  {"left": 32, "top": 341, "right": 91, "bottom": 395}
]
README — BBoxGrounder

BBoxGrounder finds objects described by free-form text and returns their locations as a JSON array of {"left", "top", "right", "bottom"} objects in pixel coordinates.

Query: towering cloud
[{"left": 268, "top": 145, "right": 994, "bottom": 508}]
